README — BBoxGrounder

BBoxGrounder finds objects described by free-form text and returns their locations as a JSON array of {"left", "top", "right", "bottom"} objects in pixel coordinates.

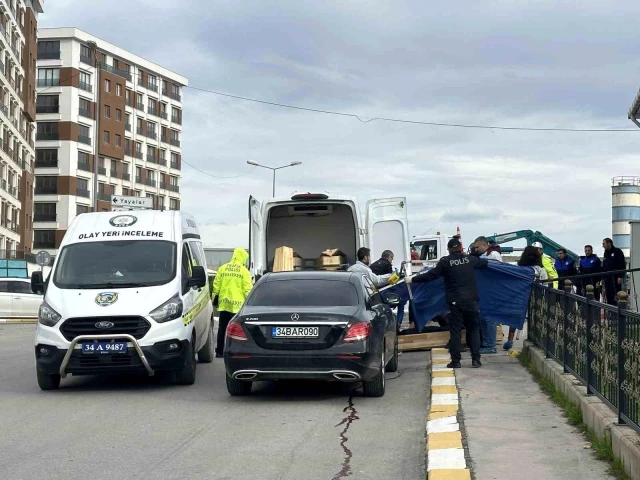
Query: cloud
[{"left": 38, "top": 0, "right": 640, "bottom": 254}]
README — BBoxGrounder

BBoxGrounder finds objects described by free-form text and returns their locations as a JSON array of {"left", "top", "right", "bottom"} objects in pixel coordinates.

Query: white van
[
  {"left": 32, "top": 210, "right": 214, "bottom": 390},
  {"left": 248, "top": 193, "right": 410, "bottom": 275}
]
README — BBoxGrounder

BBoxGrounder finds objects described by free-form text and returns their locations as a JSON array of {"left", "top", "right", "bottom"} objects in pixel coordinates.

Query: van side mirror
[
  {"left": 385, "top": 293, "right": 401, "bottom": 306},
  {"left": 189, "top": 266, "right": 207, "bottom": 289},
  {"left": 31, "top": 271, "right": 45, "bottom": 295}
]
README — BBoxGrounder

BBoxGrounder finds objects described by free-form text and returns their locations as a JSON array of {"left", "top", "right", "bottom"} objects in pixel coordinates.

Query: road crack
[{"left": 332, "top": 392, "right": 360, "bottom": 480}]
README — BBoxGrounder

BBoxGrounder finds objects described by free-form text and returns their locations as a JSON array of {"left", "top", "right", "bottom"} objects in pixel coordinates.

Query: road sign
[
  {"left": 36, "top": 250, "right": 51, "bottom": 267},
  {"left": 110, "top": 195, "right": 152, "bottom": 210}
]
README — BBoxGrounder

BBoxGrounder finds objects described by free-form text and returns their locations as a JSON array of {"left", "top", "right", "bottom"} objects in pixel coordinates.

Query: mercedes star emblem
[{"left": 291, "top": 313, "right": 300, "bottom": 321}]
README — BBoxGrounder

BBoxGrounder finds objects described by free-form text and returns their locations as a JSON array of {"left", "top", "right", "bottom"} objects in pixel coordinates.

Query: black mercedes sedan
[{"left": 223, "top": 271, "right": 400, "bottom": 397}]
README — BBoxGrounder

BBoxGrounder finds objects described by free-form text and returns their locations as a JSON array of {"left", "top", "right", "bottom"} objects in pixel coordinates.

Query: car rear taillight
[
  {"left": 227, "top": 322, "right": 248, "bottom": 342},
  {"left": 343, "top": 323, "right": 371, "bottom": 343}
]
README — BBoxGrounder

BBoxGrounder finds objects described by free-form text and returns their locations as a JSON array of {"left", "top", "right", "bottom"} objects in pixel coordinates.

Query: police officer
[{"left": 406, "top": 237, "right": 488, "bottom": 368}]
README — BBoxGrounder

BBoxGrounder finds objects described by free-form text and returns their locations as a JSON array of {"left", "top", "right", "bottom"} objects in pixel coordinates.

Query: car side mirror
[
  {"left": 188, "top": 266, "right": 207, "bottom": 289},
  {"left": 385, "top": 293, "right": 401, "bottom": 306},
  {"left": 31, "top": 271, "right": 45, "bottom": 295}
]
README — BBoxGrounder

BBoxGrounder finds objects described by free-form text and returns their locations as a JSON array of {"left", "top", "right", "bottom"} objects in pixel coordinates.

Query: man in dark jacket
[
  {"left": 554, "top": 249, "right": 577, "bottom": 288},
  {"left": 406, "top": 237, "right": 488, "bottom": 368},
  {"left": 602, "top": 238, "right": 626, "bottom": 305},
  {"left": 370, "top": 250, "right": 394, "bottom": 276},
  {"left": 578, "top": 245, "right": 602, "bottom": 297}
]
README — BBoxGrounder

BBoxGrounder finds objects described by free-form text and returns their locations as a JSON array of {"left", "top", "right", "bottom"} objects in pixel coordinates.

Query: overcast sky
[{"left": 42, "top": 1, "right": 640, "bottom": 254}]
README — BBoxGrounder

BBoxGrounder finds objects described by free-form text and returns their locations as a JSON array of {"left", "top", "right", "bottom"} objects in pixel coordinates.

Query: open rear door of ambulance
[
  {"left": 248, "top": 196, "right": 265, "bottom": 278},
  {"left": 365, "top": 197, "right": 411, "bottom": 274}
]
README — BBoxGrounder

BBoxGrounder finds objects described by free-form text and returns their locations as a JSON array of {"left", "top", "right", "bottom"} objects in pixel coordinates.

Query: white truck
[
  {"left": 248, "top": 193, "right": 411, "bottom": 276},
  {"left": 410, "top": 233, "right": 454, "bottom": 268}
]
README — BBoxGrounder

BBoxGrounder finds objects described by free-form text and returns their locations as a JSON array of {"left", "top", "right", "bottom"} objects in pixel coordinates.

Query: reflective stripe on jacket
[{"left": 212, "top": 248, "right": 253, "bottom": 313}]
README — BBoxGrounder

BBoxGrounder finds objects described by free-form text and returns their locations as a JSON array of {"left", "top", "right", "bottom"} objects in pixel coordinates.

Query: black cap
[{"left": 447, "top": 238, "right": 461, "bottom": 250}]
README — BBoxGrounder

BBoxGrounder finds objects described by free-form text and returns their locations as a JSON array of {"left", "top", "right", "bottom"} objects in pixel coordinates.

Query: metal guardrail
[{"left": 528, "top": 282, "right": 640, "bottom": 435}]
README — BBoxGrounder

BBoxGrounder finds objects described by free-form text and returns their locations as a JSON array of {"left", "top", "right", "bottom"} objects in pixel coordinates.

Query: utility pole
[
  {"left": 87, "top": 41, "right": 100, "bottom": 212},
  {"left": 246, "top": 161, "right": 302, "bottom": 197}
]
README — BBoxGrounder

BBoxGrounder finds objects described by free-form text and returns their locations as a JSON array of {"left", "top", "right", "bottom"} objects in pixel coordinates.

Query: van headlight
[
  {"left": 38, "top": 301, "right": 61, "bottom": 327},
  {"left": 149, "top": 294, "right": 183, "bottom": 323}
]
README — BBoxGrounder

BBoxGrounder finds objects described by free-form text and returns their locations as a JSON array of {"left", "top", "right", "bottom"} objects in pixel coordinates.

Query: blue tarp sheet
[{"left": 385, "top": 262, "right": 535, "bottom": 331}]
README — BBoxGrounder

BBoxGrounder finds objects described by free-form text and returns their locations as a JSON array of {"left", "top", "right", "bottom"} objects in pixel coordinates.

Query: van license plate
[
  {"left": 82, "top": 342, "right": 128, "bottom": 354},
  {"left": 272, "top": 327, "right": 319, "bottom": 338}
]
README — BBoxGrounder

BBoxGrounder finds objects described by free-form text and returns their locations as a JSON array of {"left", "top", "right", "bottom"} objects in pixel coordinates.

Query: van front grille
[{"left": 60, "top": 316, "right": 151, "bottom": 341}]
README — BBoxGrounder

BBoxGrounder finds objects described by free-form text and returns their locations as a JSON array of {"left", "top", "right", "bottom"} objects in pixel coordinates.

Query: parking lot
[{"left": 0, "top": 325, "right": 429, "bottom": 480}]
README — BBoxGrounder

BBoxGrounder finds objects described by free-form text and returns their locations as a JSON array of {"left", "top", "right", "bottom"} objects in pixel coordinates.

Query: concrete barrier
[
  {"left": 524, "top": 340, "right": 640, "bottom": 480},
  {"left": 0, "top": 317, "right": 38, "bottom": 324}
]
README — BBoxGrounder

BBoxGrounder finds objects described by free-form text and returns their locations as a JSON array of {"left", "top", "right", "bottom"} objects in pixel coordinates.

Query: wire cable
[{"left": 181, "top": 159, "right": 255, "bottom": 179}]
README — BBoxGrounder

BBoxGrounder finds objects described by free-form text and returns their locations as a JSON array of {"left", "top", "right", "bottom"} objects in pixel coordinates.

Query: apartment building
[
  {"left": 0, "top": 0, "right": 42, "bottom": 259},
  {"left": 35, "top": 28, "right": 187, "bottom": 253}
]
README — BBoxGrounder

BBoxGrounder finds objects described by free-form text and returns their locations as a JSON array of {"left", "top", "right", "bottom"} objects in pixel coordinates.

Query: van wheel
[
  {"left": 175, "top": 337, "right": 197, "bottom": 385},
  {"left": 198, "top": 318, "right": 215, "bottom": 364},
  {"left": 226, "top": 374, "right": 252, "bottom": 396},
  {"left": 37, "top": 369, "right": 60, "bottom": 391},
  {"left": 362, "top": 350, "right": 386, "bottom": 397},
  {"left": 387, "top": 336, "right": 399, "bottom": 373}
]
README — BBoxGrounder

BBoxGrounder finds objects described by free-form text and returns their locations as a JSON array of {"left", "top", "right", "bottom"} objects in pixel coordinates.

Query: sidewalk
[{"left": 454, "top": 333, "right": 615, "bottom": 480}]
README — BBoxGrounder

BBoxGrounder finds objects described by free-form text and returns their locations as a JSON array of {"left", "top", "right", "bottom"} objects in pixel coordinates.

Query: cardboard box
[
  {"left": 317, "top": 249, "right": 347, "bottom": 270},
  {"left": 273, "top": 246, "right": 302, "bottom": 272}
]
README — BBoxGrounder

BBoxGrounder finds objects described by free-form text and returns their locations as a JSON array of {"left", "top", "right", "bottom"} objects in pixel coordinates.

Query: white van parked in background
[
  {"left": 248, "top": 193, "right": 410, "bottom": 276},
  {"left": 32, "top": 210, "right": 214, "bottom": 390}
]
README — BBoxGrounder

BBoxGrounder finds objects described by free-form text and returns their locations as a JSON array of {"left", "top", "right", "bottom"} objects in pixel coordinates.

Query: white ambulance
[
  {"left": 32, "top": 210, "right": 214, "bottom": 390},
  {"left": 248, "top": 193, "right": 411, "bottom": 275}
]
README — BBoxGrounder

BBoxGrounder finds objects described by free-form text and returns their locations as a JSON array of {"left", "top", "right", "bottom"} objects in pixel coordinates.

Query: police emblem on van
[
  {"left": 95, "top": 292, "right": 118, "bottom": 306},
  {"left": 109, "top": 215, "right": 137, "bottom": 227}
]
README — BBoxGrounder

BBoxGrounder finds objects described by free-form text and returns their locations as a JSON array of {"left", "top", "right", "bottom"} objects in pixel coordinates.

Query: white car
[{"left": 0, "top": 277, "right": 43, "bottom": 317}]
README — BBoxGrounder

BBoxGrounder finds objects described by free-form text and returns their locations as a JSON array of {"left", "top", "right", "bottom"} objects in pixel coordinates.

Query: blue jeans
[{"left": 480, "top": 317, "right": 496, "bottom": 349}]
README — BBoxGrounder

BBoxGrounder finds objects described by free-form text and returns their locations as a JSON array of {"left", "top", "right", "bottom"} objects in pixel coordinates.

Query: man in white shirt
[{"left": 347, "top": 247, "right": 395, "bottom": 288}]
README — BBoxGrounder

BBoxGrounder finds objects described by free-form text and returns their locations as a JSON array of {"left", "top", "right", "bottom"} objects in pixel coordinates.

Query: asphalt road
[{"left": 0, "top": 325, "right": 429, "bottom": 480}]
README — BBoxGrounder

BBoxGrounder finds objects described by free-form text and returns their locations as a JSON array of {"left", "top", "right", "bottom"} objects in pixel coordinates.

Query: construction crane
[{"left": 478, "top": 230, "right": 579, "bottom": 262}]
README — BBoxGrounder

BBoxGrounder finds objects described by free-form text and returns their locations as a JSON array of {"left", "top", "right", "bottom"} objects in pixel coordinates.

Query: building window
[
  {"left": 76, "top": 204, "right": 89, "bottom": 216},
  {"left": 36, "top": 95, "right": 59, "bottom": 114},
  {"left": 34, "top": 203, "right": 56, "bottom": 222},
  {"left": 135, "top": 142, "right": 142, "bottom": 155},
  {"left": 104, "top": 105, "right": 110, "bottom": 118},
  {"left": 103, "top": 131, "right": 110, "bottom": 144},
  {"left": 116, "top": 83, "right": 122, "bottom": 96},
  {"left": 171, "top": 84, "right": 180, "bottom": 97},
  {"left": 33, "top": 230, "right": 56, "bottom": 249},
  {"left": 136, "top": 92, "right": 143, "bottom": 105},
  {"left": 147, "top": 121, "right": 156, "bottom": 136},
  {"left": 169, "top": 175, "right": 178, "bottom": 187},
  {"left": 170, "top": 198, "right": 179, "bottom": 210},
  {"left": 77, "top": 178, "right": 89, "bottom": 191},
  {"left": 78, "top": 124, "right": 90, "bottom": 142},
  {"left": 78, "top": 151, "right": 91, "bottom": 168},
  {"left": 115, "top": 134, "right": 121, "bottom": 147},
  {"left": 36, "top": 122, "right": 59, "bottom": 140},
  {"left": 104, "top": 79, "right": 111, "bottom": 93},
  {"left": 35, "top": 176, "right": 57, "bottom": 195},
  {"left": 35, "top": 149, "right": 58, "bottom": 168},
  {"left": 116, "top": 109, "right": 122, "bottom": 121},
  {"left": 37, "top": 41, "right": 60, "bottom": 60},
  {"left": 37, "top": 68, "right": 59, "bottom": 87},
  {"left": 80, "top": 44, "right": 91, "bottom": 59}
]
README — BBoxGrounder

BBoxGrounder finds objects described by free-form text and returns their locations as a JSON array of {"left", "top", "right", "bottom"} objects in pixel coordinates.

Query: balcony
[
  {"left": 122, "top": 173, "right": 131, "bottom": 181},
  {"left": 134, "top": 151, "right": 143, "bottom": 160},
  {"left": 170, "top": 138, "right": 180, "bottom": 147},
  {"left": 135, "top": 176, "right": 142, "bottom": 184},
  {"left": 110, "top": 170, "right": 118, "bottom": 178},
  {"left": 170, "top": 161, "right": 180, "bottom": 170},
  {"left": 98, "top": 167, "right": 106, "bottom": 175},
  {"left": 125, "top": 98, "right": 132, "bottom": 107},
  {"left": 36, "top": 105, "right": 59, "bottom": 114},
  {"left": 35, "top": 185, "right": 57, "bottom": 195},
  {"left": 169, "top": 185, "right": 180, "bottom": 193},
  {"left": 161, "top": 135, "right": 167, "bottom": 143},
  {"left": 78, "top": 107, "right": 92, "bottom": 119},
  {"left": 171, "top": 116, "right": 181, "bottom": 125},
  {"left": 146, "top": 131, "right": 157, "bottom": 140},
  {"left": 78, "top": 135, "right": 92, "bottom": 145},
  {"left": 137, "top": 77, "right": 144, "bottom": 87},
  {"left": 37, "top": 79, "right": 60, "bottom": 88},
  {"left": 76, "top": 188, "right": 90, "bottom": 198},
  {"left": 147, "top": 107, "right": 158, "bottom": 117},
  {"left": 160, "top": 182, "right": 167, "bottom": 190},
  {"left": 100, "top": 63, "right": 131, "bottom": 81},
  {"left": 8, "top": 186, "right": 17, "bottom": 197},
  {"left": 125, "top": 123, "right": 131, "bottom": 132},
  {"left": 78, "top": 161, "right": 91, "bottom": 172},
  {"left": 158, "top": 158, "right": 167, "bottom": 166},
  {"left": 34, "top": 213, "right": 56, "bottom": 222},
  {"left": 136, "top": 103, "right": 144, "bottom": 111},
  {"left": 170, "top": 92, "right": 181, "bottom": 102},
  {"left": 146, "top": 155, "right": 157, "bottom": 164},
  {"left": 38, "top": 51, "right": 61, "bottom": 60},
  {"left": 124, "top": 147, "right": 131, "bottom": 156},
  {"left": 36, "top": 133, "right": 59, "bottom": 141},
  {"left": 0, "top": 179, "right": 6, "bottom": 191},
  {"left": 136, "top": 127, "right": 144, "bottom": 135},
  {"left": 145, "top": 178, "right": 156, "bottom": 187},
  {"left": 36, "top": 157, "right": 58, "bottom": 168},
  {"left": 79, "top": 81, "right": 92, "bottom": 92},
  {"left": 162, "top": 88, "right": 168, "bottom": 96},
  {"left": 80, "top": 54, "right": 93, "bottom": 66},
  {"left": 97, "top": 192, "right": 111, "bottom": 201},
  {"left": 148, "top": 82, "right": 158, "bottom": 92},
  {"left": 33, "top": 239, "right": 56, "bottom": 249}
]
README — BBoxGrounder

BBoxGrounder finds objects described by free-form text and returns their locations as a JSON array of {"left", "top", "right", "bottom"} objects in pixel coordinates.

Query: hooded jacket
[{"left": 212, "top": 248, "right": 253, "bottom": 313}]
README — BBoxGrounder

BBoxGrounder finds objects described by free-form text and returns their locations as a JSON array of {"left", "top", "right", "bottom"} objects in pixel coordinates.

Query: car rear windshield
[{"left": 247, "top": 279, "right": 358, "bottom": 307}]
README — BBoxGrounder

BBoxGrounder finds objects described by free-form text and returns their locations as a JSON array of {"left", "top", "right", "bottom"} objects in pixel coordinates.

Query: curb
[
  {"left": 426, "top": 348, "right": 471, "bottom": 480},
  {"left": 0, "top": 318, "right": 38, "bottom": 324}
]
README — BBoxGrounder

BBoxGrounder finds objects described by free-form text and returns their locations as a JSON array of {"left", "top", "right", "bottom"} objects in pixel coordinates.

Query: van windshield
[{"left": 53, "top": 240, "right": 177, "bottom": 289}]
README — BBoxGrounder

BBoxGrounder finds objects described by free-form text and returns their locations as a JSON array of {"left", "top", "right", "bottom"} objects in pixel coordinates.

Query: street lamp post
[
  {"left": 87, "top": 41, "right": 100, "bottom": 212},
  {"left": 246, "top": 161, "right": 302, "bottom": 197}
]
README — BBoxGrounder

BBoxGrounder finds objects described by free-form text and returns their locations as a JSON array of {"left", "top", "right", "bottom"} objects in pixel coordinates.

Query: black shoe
[
  {"left": 472, "top": 360, "right": 482, "bottom": 368},
  {"left": 447, "top": 361, "right": 461, "bottom": 369}
]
